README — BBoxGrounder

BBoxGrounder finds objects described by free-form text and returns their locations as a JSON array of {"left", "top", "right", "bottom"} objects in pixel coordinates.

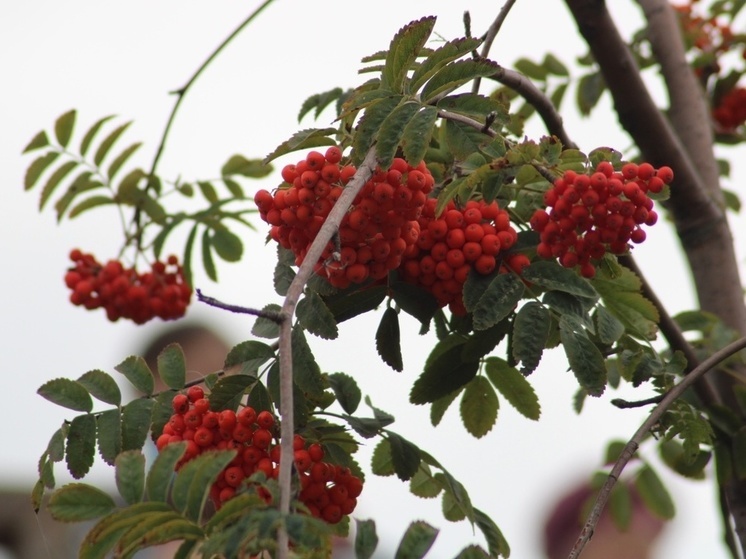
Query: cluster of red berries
[
  {"left": 399, "top": 198, "right": 528, "bottom": 315},
  {"left": 712, "top": 87, "right": 746, "bottom": 132},
  {"left": 156, "top": 387, "right": 363, "bottom": 524},
  {"left": 529, "top": 162, "right": 672, "bottom": 278},
  {"left": 673, "top": 1, "right": 733, "bottom": 53},
  {"left": 255, "top": 147, "right": 433, "bottom": 289},
  {"left": 64, "top": 249, "right": 192, "bottom": 324}
]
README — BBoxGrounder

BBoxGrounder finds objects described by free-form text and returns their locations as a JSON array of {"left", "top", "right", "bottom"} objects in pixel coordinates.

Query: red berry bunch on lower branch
[
  {"left": 255, "top": 147, "right": 434, "bottom": 289},
  {"left": 156, "top": 390, "right": 363, "bottom": 524},
  {"left": 529, "top": 162, "right": 672, "bottom": 278},
  {"left": 712, "top": 87, "right": 746, "bottom": 133},
  {"left": 400, "top": 198, "right": 528, "bottom": 316},
  {"left": 64, "top": 249, "right": 192, "bottom": 323}
]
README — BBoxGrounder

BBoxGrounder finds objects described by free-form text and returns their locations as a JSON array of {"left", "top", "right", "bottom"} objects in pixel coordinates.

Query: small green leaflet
[
  {"left": 394, "top": 521, "right": 438, "bottom": 559},
  {"left": 77, "top": 369, "right": 121, "bottom": 406},
  {"left": 376, "top": 307, "right": 403, "bottom": 372},
  {"left": 115, "top": 355, "right": 154, "bottom": 396},
  {"left": 157, "top": 343, "right": 186, "bottom": 390},
  {"left": 459, "top": 376, "right": 499, "bottom": 438},
  {"left": 382, "top": 16, "right": 437, "bottom": 93},
  {"left": 559, "top": 318, "right": 607, "bottom": 396},
  {"left": 263, "top": 127, "right": 337, "bottom": 164},
  {"left": 522, "top": 260, "right": 598, "bottom": 300},
  {"left": 634, "top": 465, "right": 676, "bottom": 519},
  {"left": 327, "top": 372, "right": 362, "bottom": 415},
  {"left": 47, "top": 483, "right": 116, "bottom": 522},
  {"left": 66, "top": 414, "right": 97, "bottom": 479},
  {"left": 296, "top": 291, "right": 338, "bottom": 340},
  {"left": 115, "top": 450, "right": 145, "bottom": 505},
  {"left": 355, "top": 518, "right": 379, "bottom": 559},
  {"left": 410, "top": 342, "right": 479, "bottom": 404},
  {"left": 512, "top": 302, "right": 550, "bottom": 374},
  {"left": 386, "top": 431, "right": 421, "bottom": 481},
  {"left": 38, "top": 378, "right": 93, "bottom": 412},
  {"left": 484, "top": 357, "right": 541, "bottom": 420}
]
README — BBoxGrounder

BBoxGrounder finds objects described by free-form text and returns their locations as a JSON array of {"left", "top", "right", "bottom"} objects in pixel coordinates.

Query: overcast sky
[{"left": 3, "top": 2, "right": 745, "bottom": 558}]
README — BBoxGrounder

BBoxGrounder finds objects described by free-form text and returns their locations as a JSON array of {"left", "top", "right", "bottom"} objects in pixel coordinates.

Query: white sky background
[{"left": 2, "top": 1, "right": 745, "bottom": 558}]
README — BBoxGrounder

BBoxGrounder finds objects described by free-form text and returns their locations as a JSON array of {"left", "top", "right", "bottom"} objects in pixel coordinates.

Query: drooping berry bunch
[
  {"left": 254, "top": 147, "right": 433, "bottom": 289},
  {"left": 673, "top": 1, "right": 734, "bottom": 53},
  {"left": 712, "top": 86, "right": 746, "bottom": 132},
  {"left": 399, "top": 197, "right": 528, "bottom": 316},
  {"left": 64, "top": 249, "right": 192, "bottom": 324},
  {"left": 156, "top": 388, "right": 363, "bottom": 524},
  {"left": 529, "top": 162, "right": 672, "bottom": 278}
]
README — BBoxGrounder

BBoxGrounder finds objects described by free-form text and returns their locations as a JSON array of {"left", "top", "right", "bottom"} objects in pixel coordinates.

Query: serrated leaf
[
  {"left": 609, "top": 481, "right": 632, "bottom": 530},
  {"left": 375, "top": 100, "right": 422, "bottom": 169},
  {"left": 430, "top": 389, "right": 461, "bottom": 427},
  {"left": 208, "top": 374, "right": 256, "bottom": 412},
  {"left": 595, "top": 305, "right": 625, "bottom": 345},
  {"left": 115, "top": 355, "right": 154, "bottom": 395},
  {"left": 182, "top": 223, "right": 198, "bottom": 288},
  {"left": 410, "top": 37, "right": 483, "bottom": 93},
  {"left": 38, "top": 378, "right": 93, "bottom": 412},
  {"left": 118, "top": 515, "right": 203, "bottom": 558},
  {"left": 197, "top": 180, "right": 218, "bottom": 204},
  {"left": 409, "top": 464, "right": 442, "bottom": 499},
  {"left": 383, "top": 17, "right": 436, "bottom": 92},
  {"left": 352, "top": 95, "right": 404, "bottom": 163},
  {"left": 211, "top": 227, "right": 243, "bottom": 262},
  {"left": 24, "top": 151, "right": 59, "bottom": 190},
  {"left": 485, "top": 357, "right": 541, "bottom": 420},
  {"left": 156, "top": 343, "right": 186, "bottom": 390},
  {"left": 442, "top": 487, "right": 467, "bottom": 521},
  {"left": 559, "top": 318, "right": 606, "bottom": 396},
  {"left": 323, "top": 284, "right": 387, "bottom": 322},
  {"left": 292, "top": 327, "right": 326, "bottom": 398},
  {"left": 453, "top": 545, "right": 490, "bottom": 558},
  {"left": 577, "top": 72, "right": 605, "bottom": 116},
  {"left": 54, "top": 109, "right": 76, "bottom": 148},
  {"left": 395, "top": 521, "right": 438, "bottom": 559},
  {"left": 146, "top": 442, "right": 187, "bottom": 502},
  {"left": 252, "top": 304, "right": 282, "bottom": 338},
  {"left": 48, "top": 483, "right": 116, "bottom": 522},
  {"left": 514, "top": 57, "right": 548, "bottom": 80},
  {"left": 410, "top": 342, "right": 479, "bottom": 404},
  {"left": 80, "top": 115, "right": 115, "bottom": 156},
  {"left": 512, "top": 302, "right": 550, "bottom": 374},
  {"left": 172, "top": 450, "right": 236, "bottom": 521},
  {"left": 592, "top": 266, "right": 659, "bottom": 340},
  {"left": 474, "top": 507, "right": 510, "bottom": 558},
  {"left": 400, "top": 106, "right": 438, "bottom": 165},
  {"left": 355, "top": 518, "right": 379, "bottom": 559},
  {"left": 387, "top": 431, "right": 421, "bottom": 481},
  {"left": 442, "top": 119, "right": 491, "bottom": 160},
  {"left": 390, "top": 281, "right": 439, "bottom": 328},
  {"left": 66, "top": 414, "right": 97, "bottom": 479},
  {"left": 297, "top": 291, "right": 339, "bottom": 340},
  {"left": 96, "top": 408, "right": 121, "bottom": 466},
  {"left": 522, "top": 261, "right": 599, "bottom": 300},
  {"left": 23, "top": 130, "right": 50, "bottom": 153},
  {"left": 371, "top": 438, "right": 395, "bottom": 477},
  {"left": 54, "top": 171, "right": 102, "bottom": 220},
  {"left": 121, "top": 398, "right": 154, "bottom": 451},
  {"left": 471, "top": 273, "right": 525, "bottom": 331},
  {"left": 68, "top": 195, "right": 116, "bottom": 219},
  {"left": 376, "top": 307, "right": 403, "bottom": 371},
  {"left": 225, "top": 340, "right": 275, "bottom": 373},
  {"left": 328, "top": 372, "right": 362, "bottom": 415},
  {"left": 77, "top": 370, "right": 121, "bottom": 406},
  {"left": 298, "top": 87, "right": 345, "bottom": 121},
  {"left": 115, "top": 451, "right": 145, "bottom": 505},
  {"left": 39, "top": 159, "right": 78, "bottom": 210},
  {"left": 47, "top": 425, "right": 68, "bottom": 462},
  {"left": 199, "top": 228, "right": 217, "bottom": 282},
  {"left": 459, "top": 376, "right": 499, "bottom": 438},
  {"left": 94, "top": 122, "right": 131, "bottom": 166},
  {"left": 543, "top": 53, "right": 569, "bottom": 76},
  {"left": 634, "top": 465, "right": 675, "bottom": 519},
  {"left": 421, "top": 59, "right": 500, "bottom": 104},
  {"left": 264, "top": 127, "right": 337, "bottom": 164},
  {"left": 221, "top": 154, "right": 272, "bottom": 177},
  {"left": 107, "top": 142, "right": 141, "bottom": 180}
]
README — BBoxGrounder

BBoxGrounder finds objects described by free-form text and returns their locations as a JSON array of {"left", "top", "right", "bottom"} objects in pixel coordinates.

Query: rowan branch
[
  {"left": 568, "top": 335, "right": 746, "bottom": 559},
  {"left": 471, "top": 0, "right": 518, "bottom": 94},
  {"left": 275, "top": 147, "right": 379, "bottom": 558}
]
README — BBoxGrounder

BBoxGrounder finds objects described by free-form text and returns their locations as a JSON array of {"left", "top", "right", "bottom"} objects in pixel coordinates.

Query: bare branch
[
  {"left": 568, "top": 335, "right": 746, "bottom": 559},
  {"left": 196, "top": 289, "right": 283, "bottom": 322},
  {"left": 472, "top": 0, "right": 518, "bottom": 94}
]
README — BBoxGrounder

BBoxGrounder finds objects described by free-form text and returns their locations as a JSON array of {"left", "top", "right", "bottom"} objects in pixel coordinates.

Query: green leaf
[
  {"left": 77, "top": 369, "right": 121, "bottom": 406},
  {"left": 264, "top": 127, "right": 337, "bottom": 164},
  {"left": 222, "top": 178, "right": 244, "bottom": 199},
  {"left": 200, "top": 228, "right": 217, "bottom": 282},
  {"left": 67, "top": 195, "right": 116, "bottom": 219},
  {"left": 387, "top": 431, "right": 421, "bottom": 481},
  {"left": 116, "top": 512, "right": 203, "bottom": 557},
  {"left": 208, "top": 374, "right": 256, "bottom": 412},
  {"left": 400, "top": 106, "right": 439, "bottom": 166},
  {"left": 24, "top": 151, "right": 59, "bottom": 190},
  {"left": 634, "top": 464, "right": 675, "bottom": 519},
  {"left": 39, "top": 160, "right": 78, "bottom": 210},
  {"left": 94, "top": 122, "right": 132, "bottom": 166},
  {"left": 297, "top": 291, "right": 339, "bottom": 340},
  {"left": 221, "top": 154, "right": 272, "bottom": 177},
  {"left": 157, "top": 343, "right": 187, "bottom": 390},
  {"left": 512, "top": 302, "right": 550, "bottom": 374},
  {"left": 328, "top": 372, "right": 362, "bottom": 415},
  {"left": 543, "top": 53, "right": 569, "bottom": 76},
  {"left": 107, "top": 142, "right": 142, "bottom": 180},
  {"left": 298, "top": 87, "right": 344, "bottom": 121},
  {"left": 376, "top": 306, "right": 403, "bottom": 372},
  {"left": 410, "top": 37, "right": 483, "bottom": 93},
  {"left": 121, "top": 398, "right": 154, "bottom": 451},
  {"left": 172, "top": 450, "right": 236, "bottom": 521},
  {"left": 592, "top": 265, "right": 659, "bottom": 340},
  {"left": 421, "top": 59, "right": 500, "bottom": 104},
  {"left": 410, "top": 341, "right": 480, "bottom": 404},
  {"left": 23, "top": 130, "right": 50, "bottom": 153},
  {"left": 522, "top": 261, "right": 599, "bottom": 300},
  {"left": 323, "top": 284, "right": 387, "bottom": 323},
  {"left": 609, "top": 481, "right": 632, "bottom": 530},
  {"left": 453, "top": 545, "right": 490, "bottom": 558},
  {"left": 409, "top": 463, "right": 442, "bottom": 499},
  {"left": 442, "top": 119, "right": 491, "bottom": 160},
  {"left": 66, "top": 414, "right": 97, "bottom": 479},
  {"left": 291, "top": 326, "right": 326, "bottom": 398},
  {"left": 371, "top": 438, "right": 395, "bottom": 477},
  {"left": 80, "top": 115, "right": 115, "bottom": 157},
  {"left": 514, "top": 57, "right": 548, "bottom": 80},
  {"left": 430, "top": 389, "right": 461, "bottom": 427},
  {"left": 54, "top": 171, "right": 103, "bottom": 220},
  {"left": 577, "top": 71, "right": 605, "bottom": 116},
  {"left": 459, "top": 376, "right": 499, "bottom": 438},
  {"left": 225, "top": 340, "right": 275, "bottom": 373},
  {"left": 442, "top": 487, "right": 467, "bottom": 521},
  {"left": 474, "top": 507, "right": 510, "bottom": 558},
  {"left": 559, "top": 318, "right": 607, "bottom": 396},
  {"left": 471, "top": 273, "right": 525, "bottom": 331},
  {"left": 38, "top": 378, "right": 93, "bottom": 412},
  {"left": 115, "top": 355, "right": 154, "bottom": 396},
  {"left": 48, "top": 483, "right": 116, "bottom": 522},
  {"left": 355, "top": 518, "right": 379, "bottom": 559},
  {"left": 352, "top": 95, "right": 404, "bottom": 163},
  {"left": 375, "top": 100, "right": 422, "bottom": 169},
  {"left": 383, "top": 17, "right": 436, "bottom": 92},
  {"left": 389, "top": 281, "right": 440, "bottom": 328},
  {"left": 47, "top": 425, "right": 68, "bottom": 462},
  {"left": 96, "top": 409, "right": 121, "bottom": 466},
  {"left": 395, "top": 521, "right": 438, "bottom": 559},
  {"left": 211, "top": 227, "right": 243, "bottom": 262},
  {"left": 54, "top": 109, "right": 76, "bottom": 148},
  {"left": 146, "top": 442, "right": 187, "bottom": 502},
  {"left": 485, "top": 357, "right": 541, "bottom": 420},
  {"left": 115, "top": 450, "right": 145, "bottom": 505},
  {"left": 198, "top": 180, "right": 218, "bottom": 204},
  {"left": 252, "top": 304, "right": 282, "bottom": 339},
  {"left": 594, "top": 305, "right": 625, "bottom": 345}
]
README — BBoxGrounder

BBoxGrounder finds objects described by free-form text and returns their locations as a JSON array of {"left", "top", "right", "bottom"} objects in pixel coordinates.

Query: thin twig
[
  {"left": 196, "top": 289, "right": 284, "bottom": 322},
  {"left": 610, "top": 395, "right": 663, "bottom": 408},
  {"left": 568, "top": 335, "right": 746, "bottom": 559},
  {"left": 472, "top": 0, "right": 518, "bottom": 94},
  {"left": 437, "top": 109, "right": 498, "bottom": 137},
  {"left": 275, "top": 147, "right": 379, "bottom": 559}
]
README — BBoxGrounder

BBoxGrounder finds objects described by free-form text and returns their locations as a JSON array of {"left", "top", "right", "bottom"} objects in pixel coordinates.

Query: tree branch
[
  {"left": 471, "top": 0, "right": 518, "bottom": 94},
  {"left": 568, "top": 335, "right": 746, "bottom": 559}
]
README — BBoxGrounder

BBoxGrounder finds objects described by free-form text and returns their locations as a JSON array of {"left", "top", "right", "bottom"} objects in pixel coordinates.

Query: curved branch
[
  {"left": 471, "top": 0, "right": 518, "bottom": 94},
  {"left": 568, "top": 335, "right": 746, "bottom": 559}
]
